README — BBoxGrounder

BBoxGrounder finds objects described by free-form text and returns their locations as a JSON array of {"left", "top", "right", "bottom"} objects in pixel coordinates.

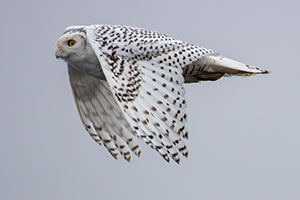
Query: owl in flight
[{"left": 55, "top": 25, "right": 268, "bottom": 163}]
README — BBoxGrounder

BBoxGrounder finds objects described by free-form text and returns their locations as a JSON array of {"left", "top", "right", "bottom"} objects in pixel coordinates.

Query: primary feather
[{"left": 55, "top": 24, "right": 269, "bottom": 163}]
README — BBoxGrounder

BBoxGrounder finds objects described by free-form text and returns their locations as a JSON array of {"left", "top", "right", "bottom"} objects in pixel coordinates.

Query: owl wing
[
  {"left": 85, "top": 25, "right": 195, "bottom": 163},
  {"left": 68, "top": 65, "right": 141, "bottom": 161}
]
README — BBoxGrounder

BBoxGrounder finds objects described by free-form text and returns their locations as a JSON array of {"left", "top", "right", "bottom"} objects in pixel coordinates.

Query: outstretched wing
[
  {"left": 86, "top": 25, "right": 200, "bottom": 163},
  {"left": 68, "top": 65, "right": 141, "bottom": 161}
]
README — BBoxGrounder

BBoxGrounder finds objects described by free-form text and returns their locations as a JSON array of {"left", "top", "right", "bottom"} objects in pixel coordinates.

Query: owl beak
[
  {"left": 55, "top": 42, "right": 66, "bottom": 59},
  {"left": 55, "top": 49, "right": 63, "bottom": 59}
]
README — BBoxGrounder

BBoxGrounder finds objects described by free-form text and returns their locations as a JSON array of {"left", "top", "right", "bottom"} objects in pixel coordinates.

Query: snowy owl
[{"left": 55, "top": 25, "right": 268, "bottom": 163}]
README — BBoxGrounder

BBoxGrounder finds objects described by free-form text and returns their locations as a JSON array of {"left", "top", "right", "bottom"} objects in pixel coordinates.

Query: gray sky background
[{"left": 1, "top": 0, "right": 299, "bottom": 199}]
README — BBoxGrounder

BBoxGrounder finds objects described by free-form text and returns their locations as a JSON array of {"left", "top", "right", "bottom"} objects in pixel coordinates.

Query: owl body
[{"left": 55, "top": 24, "right": 268, "bottom": 163}]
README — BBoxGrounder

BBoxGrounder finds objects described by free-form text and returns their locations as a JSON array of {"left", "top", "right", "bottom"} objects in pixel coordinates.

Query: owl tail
[
  {"left": 183, "top": 54, "right": 269, "bottom": 83},
  {"left": 199, "top": 54, "right": 270, "bottom": 76}
]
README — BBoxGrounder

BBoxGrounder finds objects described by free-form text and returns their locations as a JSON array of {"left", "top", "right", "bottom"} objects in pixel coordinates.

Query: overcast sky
[{"left": 1, "top": 0, "right": 300, "bottom": 199}]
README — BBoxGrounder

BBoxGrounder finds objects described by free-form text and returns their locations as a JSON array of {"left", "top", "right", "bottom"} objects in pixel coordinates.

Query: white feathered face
[
  {"left": 56, "top": 31, "right": 103, "bottom": 78},
  {"left": 55, "top": 32, "right": 87, "bottom": 60}
]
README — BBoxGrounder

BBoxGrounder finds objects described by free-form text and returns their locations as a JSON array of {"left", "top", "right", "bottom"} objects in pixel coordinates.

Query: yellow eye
[{"left": 67, "top": 40, "right": 76, "bottom": 47}]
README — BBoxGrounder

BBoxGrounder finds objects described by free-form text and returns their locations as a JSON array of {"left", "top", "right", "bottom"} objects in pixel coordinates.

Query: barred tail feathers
[{"left": 199, "top": 54, "right": 269, "bottom": 76}]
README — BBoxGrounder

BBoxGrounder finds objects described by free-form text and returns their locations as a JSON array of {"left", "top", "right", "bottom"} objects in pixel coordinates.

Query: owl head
[{"left": 55, "top": 31, "right": 87, "bottom": 61}]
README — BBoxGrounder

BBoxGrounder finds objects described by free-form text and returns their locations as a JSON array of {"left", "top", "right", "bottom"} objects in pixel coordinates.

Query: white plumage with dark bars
[{"left": 55, "top": 24, "right": 269, "bottom": 163}]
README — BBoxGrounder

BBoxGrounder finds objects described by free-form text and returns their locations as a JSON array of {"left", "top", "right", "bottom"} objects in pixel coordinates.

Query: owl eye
[{"left": 67, "top": 40, "right": 76, "bottom": 47}]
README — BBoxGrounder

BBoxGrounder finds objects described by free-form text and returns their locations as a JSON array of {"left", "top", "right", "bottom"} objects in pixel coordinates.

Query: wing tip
[{"left": 136, "top": 150, "right": 142, "bottom": 157}]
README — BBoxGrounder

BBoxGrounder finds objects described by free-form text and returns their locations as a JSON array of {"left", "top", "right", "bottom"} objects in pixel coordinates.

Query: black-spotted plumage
[{"left": 56, "top": 24, "right": 269, "bottom": 163}]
